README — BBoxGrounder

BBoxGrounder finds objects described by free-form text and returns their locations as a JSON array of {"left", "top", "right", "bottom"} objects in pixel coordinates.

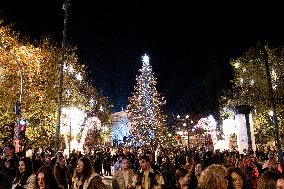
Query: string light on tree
[
  {"left": 219, "top": 43, "right": 284, "bottom": 145},
  {"left": 0, "top": 23, "right": 112, "bottom": 148},
  {"left": 127, "top": 53, "right": 168, "bottom": 145}
]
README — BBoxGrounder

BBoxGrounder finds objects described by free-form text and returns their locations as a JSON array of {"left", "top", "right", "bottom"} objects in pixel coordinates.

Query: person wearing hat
[{"left": 132, "top": 155, "right": 164, "bottom": 189}]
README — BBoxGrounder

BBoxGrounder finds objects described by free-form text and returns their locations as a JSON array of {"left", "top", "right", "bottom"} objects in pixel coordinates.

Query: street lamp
[
  {"left": 55, "top": 0, "right": 71, "bottom": 151},
  {"left": 177, "top": 114, "right": 193, "bottom": 147}
]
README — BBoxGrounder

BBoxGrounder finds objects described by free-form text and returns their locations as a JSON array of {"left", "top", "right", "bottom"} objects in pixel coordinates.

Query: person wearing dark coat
[
  {"left": 54, "top": 152, "right": 69, "bottom": 189},
  {"left": 11, "top": 157, "right": 36, "bottom": 189},
  {"left": 0, "top": 144, "right": 19, "bottom": 189},
  {"left": 36, "top": 165, "right": 60, "bottom": 189}
]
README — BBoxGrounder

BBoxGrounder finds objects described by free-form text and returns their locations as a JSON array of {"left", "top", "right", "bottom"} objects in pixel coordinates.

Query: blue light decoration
[{"left": 111, "top": 111, "right": 130, "bottom": 145}]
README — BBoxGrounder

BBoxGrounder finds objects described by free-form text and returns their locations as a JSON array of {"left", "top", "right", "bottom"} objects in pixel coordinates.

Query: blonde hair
[{"left": 197, "top": 164, "right": 227, "bottom": 189}]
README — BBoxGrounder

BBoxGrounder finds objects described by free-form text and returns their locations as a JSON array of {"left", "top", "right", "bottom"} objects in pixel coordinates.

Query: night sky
[{"left": 1, "top": 1, "right": 283, "bottom": 115}]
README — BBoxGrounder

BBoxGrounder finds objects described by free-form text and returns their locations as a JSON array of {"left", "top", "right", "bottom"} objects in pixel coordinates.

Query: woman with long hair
[
  {"left": 227, "top": 166, "right": 246, "bottom": 189},
  {"left": 36, "top": 165, "right": 59, "bottom": 189},
  {"left": 54, "top": 152, "right": 69, "bottom": 189},
  {"left": 72, "top": 156, "right": 106, "bottom": 189},
  {"left": 11, "top": 157, "right": 36, "bottom": 189},
  {"left": 197, "top": 164, "right": 228, "bottom": 189}
]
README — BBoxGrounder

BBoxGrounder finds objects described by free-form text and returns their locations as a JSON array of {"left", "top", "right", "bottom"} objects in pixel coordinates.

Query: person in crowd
[
  {"left": 122, "top": 147, "right": 135, "bottom": 166},
  {"left": 0, "top": 144, "right": 19, "bottom": 189},
  {"left": 132, "top": 155, "right": 164, "bottom": 189},
  {"left": 102, "top": 151, "right": 112, "bottom": 176},
  {"left": 112, "top": 158, "right": 135, "bottom": 189},
  {"left": 202, "top": 151, "right": 215, "bottom": 168},
  {"left": 154, "top": 145, "right": 163, "bottom": 168},
  {"left": 67, "top": 156, "right": 78, "bottom": 188},
  {"left": 44, "top": 153, "right": 53, "bottom": 167},
  {"left": 36, "top": 165, "right": 59, "bottom": 189},
  {"left": 54, "top": 151, "right": 69, "bottom": 189},
  {"left": 257, "top": 170, "right": 279, "bottom": 189},
  {"left": 11, "top": 157, "right": 36, "bottom": 189},
  {"left": 113, "top": 156, "right": 123, "bottom": 174},
  {"left": 176, "top": 167, "right": 191, "bottom": 189},
  {"left": 144, "top": 151, "right": 160, "bottom": 172},
  {"left": 226, "top": 166, "right": 246, "bottom": 189},
  {"left": 197, "top": 164, "right": 228, "bottom": 189},
  {"left": 93, "top": 151, "right": 103, "bottom": 176},
  {"left": 276, "top": 174, "right": 284, "bottom": 188},
  {"left": 243, "top": 155, "right": 258, "bottom": 189},
  {"left": 262, "top": 153, "right": 281, "bottom": 174},
  {"left": 33, "top": 152, "right": 47, "bottom": 173},
  {"left": 183, "top": 155, "right": 195, "bottom": 170},
  {"left": 72, "top": 156, "right": 106, "bottom": 189},
  {"left": 187, "top": 163, "right": 204, "bottom": 189},
  {"left": 160, "top": 155, "right": 177, "bottom": 189},
  {"left": 175, "top": 155, "right": 196, "bottom": 189}
]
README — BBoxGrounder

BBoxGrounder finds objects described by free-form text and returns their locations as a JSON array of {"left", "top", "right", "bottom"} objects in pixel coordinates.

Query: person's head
[
  {"left": 121, "top": 158, "right": 131, "bottom": 171},
  {"left": 269, "top": 153, "right": 276, "bottom": 160},
  {"left": 40, "top": 152, "right": 46, "bottom": 162},
  {"left": 243, "top": 155, "right": 251, "bottom": 166},
  {"left": 257, "top": 170, "right": 279, "bottom": 189},
  {"left": 36, "top": 165, "right": 58, "bottom": 189},
  {"left": 194, "top": 163, "right": 203, "bottom": 176},
  {"left": 198, "top": 164, "right": 228, "bottom": 189},
  {"left": 76, "top": 156, "right": 94, "bottom": 180},
  {"left": 55, "top": 151, "right": 65, "bottom": 167},
  {"left": 176, "top": 167, "right": 188, "bottom": 178},
  {"left": 227, "top": 166, "right": 246, "bottom": 189},
  {"left": 45, "top": 153, "right": 52, "bottom": 164},
  {"left": 176, "top": 167, "right": 190, "bottom": 188},
  {"left": 145, "top": 151, "right": 153, "bottom": 162},
  {"left": 118, "top": 156, "right": 123, "bottom": 162},
  {"left": 18, "top": 157, "right": 33, "bottom": 175},
  {"left": 139, "top": 155, "right": 151, "bottom": 171},
  {"left": 265, "top": 153, "right": 278, "bottom": 171},
  {"left": 277, "top": 176, "right": 284, "bottom": 189},
  {"left": 123, "top": 147, "right": 130, "bottom": 155},
  {"left": 4, "top": 144, "right": 15, "bottom": 157}
]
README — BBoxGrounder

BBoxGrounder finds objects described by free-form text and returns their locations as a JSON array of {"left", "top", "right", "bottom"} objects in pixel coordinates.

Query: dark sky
[{"left": 1, "top": 1, "right": 284, "bottom": 115}]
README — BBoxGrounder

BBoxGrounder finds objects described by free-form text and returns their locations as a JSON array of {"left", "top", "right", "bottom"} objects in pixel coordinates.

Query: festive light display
[
  {"left": 111, "top": 111, "right": 130, "bottom": 144},
  {"left": 0, "top": 22, "right": 112, "bottom": 147},
  {"left": 219, "top": 43, "right": 284, "bottom": 144},
  {"left": 61, "top": 107, "right": 86, "bottom": 155},
  {"left": 126, "top": 54, "right": 168, "bottom": 145},
  {"left": 195, "top": 115, "right": 218, "bottom": 148},
  {"left": 77, "top": 116, "right": 101, "bottom": 151}
]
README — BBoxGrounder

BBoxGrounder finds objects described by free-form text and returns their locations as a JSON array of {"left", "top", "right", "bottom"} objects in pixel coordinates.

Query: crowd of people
[{"left": 0, "top": 143, "right": 284, "bottom": 189}]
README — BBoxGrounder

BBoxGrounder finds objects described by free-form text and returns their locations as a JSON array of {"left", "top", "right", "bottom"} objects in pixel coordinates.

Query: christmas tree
[{"left": 127, "top": 54, "right": 168, "bottom": 145}]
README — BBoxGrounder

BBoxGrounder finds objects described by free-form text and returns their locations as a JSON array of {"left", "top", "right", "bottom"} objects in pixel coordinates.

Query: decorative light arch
[
  {"left": 196, "top": 115, "right": 218, "bottom": 147},
  {"left": 77, "top": 116, "right": 101, "bottom": 151}
]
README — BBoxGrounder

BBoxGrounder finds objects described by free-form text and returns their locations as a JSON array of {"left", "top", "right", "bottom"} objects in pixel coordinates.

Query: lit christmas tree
[{"left": 127, "top": 54, "right": 168, "bottom": 145}]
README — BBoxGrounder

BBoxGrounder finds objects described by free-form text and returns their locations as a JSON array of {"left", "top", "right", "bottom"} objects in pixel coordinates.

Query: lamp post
[
  {"left": 14, "top": 58, "right": 23, "bottom": 153},
  {"left": 55, "top": 0, "right": 71, "bottom": 151},
  {"left": 177, "top": 114, "right": 193, "bottom": 147}
]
